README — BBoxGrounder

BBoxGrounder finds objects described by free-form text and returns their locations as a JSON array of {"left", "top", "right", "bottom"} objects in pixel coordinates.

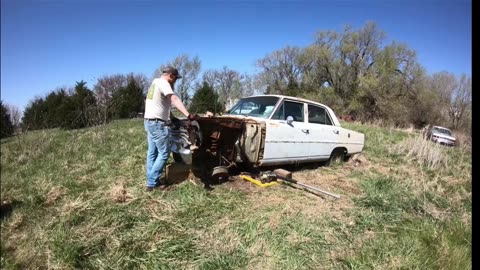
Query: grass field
[{"left": 1, "top": 119, "right": 471, "bottom": 269}]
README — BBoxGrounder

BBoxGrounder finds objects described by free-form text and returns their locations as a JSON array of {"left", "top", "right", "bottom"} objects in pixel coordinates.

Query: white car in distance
[{"left": 425, "top": 125, "right": 456, "bottom": 146}]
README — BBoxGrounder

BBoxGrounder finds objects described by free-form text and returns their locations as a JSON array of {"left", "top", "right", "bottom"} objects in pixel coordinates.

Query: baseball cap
[{"left": 162, "top": 67, "right": 182, "bottom": 79}]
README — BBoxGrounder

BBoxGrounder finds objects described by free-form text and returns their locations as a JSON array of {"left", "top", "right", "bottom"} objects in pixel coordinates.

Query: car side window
[
  {"left": 308, "top": 104, "right": 333, "bottom": 125},
  {"left": 285, "top": 101, "right": 304, "bottom": 122},
  {"left": 272, "top": 101, "right": 304, "bottom": 122}
]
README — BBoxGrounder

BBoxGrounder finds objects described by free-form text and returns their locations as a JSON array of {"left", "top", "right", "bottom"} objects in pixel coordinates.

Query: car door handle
[
  {"left": 333, "top": 130, "right": 339, "bottom": 134},
  {"left": 301, "top": 129, "right": 309, "bottom": 134}
]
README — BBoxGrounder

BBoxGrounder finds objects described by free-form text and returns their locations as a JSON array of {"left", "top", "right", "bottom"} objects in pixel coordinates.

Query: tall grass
[
  {"left": 392, "top": 135, "right": 448, "bottom": 170},
  {"left": 1, "top": 119, "right": 471, "bottom": 269}
]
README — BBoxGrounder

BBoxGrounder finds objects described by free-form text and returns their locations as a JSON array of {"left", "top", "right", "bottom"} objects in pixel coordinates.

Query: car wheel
[{"left": 327, "top": 149, "right": 345, "bottom": 166}]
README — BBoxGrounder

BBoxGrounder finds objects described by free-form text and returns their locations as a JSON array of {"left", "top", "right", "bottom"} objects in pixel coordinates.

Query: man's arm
[{"left": 169, "top": 94, "right": 189, "bottom": 117}]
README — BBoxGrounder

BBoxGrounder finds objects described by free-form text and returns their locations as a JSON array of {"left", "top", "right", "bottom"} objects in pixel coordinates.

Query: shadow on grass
[{"left": 0, "top": 199, "right": 22, "bottom": 220}]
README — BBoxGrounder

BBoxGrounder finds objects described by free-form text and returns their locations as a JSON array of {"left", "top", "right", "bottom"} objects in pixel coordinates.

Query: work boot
[{"left": 146, "top": 184, "right": 171, "bottom": 192}]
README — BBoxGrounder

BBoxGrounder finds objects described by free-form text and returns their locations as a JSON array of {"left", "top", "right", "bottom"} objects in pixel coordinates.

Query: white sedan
[
  {"left": 171, "top": 95, "right": 365, "bottom": 173},
  {"left": 425, "top": 125, "right": 456, "bottom": 146}
]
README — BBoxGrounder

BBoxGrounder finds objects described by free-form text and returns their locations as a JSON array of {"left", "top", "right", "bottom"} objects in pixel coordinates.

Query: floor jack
[{"left": 240, "top": 170, "right": 341, "bottom": 199}]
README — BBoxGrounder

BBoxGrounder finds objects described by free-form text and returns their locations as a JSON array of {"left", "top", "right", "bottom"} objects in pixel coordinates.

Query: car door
[
  {"left": 306, "top": 104, "right": 339, "bottom": 160},
  {"left": 262, "top": 99, "right": 312, "bottom": 164}
]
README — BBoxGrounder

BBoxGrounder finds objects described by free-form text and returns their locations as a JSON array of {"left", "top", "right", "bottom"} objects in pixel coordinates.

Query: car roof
[
  {"left": 432, "top": 125, "right": 451, "bottom": 130},
  {"left": 238, "top": 94, "right": 341, "bottom": 126},
  {"left": 243, "top": 94, "right": 331, "bottom": 109}
]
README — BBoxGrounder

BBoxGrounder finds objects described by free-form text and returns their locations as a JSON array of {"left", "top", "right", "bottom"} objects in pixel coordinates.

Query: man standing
[{"left": 144, "top": 67, "right": 198, "bottom": 191}]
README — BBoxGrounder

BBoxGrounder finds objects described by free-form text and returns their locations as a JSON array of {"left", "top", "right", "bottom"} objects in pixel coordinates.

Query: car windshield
[
  {"left": 433, "top": 127, "right": 452, "bottom": 136},
  {"left": 227, "top": 96, "right": 280, "bottom": 119}
]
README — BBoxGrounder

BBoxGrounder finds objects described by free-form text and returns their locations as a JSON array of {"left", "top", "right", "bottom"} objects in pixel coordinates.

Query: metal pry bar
[{"left": 274, "top": 173, "right": 341, "bottom": 199}]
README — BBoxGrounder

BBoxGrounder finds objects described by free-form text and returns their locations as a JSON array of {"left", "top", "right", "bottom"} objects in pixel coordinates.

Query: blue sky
[{"left": 1, "top": 0, "right": 472, "bottom": 112}]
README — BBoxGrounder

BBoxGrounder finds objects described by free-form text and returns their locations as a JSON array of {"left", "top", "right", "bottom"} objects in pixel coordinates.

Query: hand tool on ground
[{"left": 259, "top": 171, "right": 341, "bottom": 199}]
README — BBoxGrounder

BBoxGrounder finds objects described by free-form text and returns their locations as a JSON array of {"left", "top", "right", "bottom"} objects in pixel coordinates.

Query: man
[{"left": 144, "top": 66, "right": 198, "bottom": 191}]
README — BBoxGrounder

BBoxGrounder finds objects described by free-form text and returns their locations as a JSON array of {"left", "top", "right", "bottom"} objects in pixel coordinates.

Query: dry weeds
[
  {"left": 44, "top": 186, "right": 67, "bottom": 206},
  {"left": 392, "top": 135, "right": 448, "bottom": 170},
  {"left": 1, "top": 119, "right": 471, "bottom": 269},
  {"left": 246, "top": 241, "right": 275, "bottom": 270},
  {"left": 455, "top": 131, "right": 472, "bottom": 149},
  {"left": 107, "top": 183, "right": 133, "bottom": 203},
  {"left": 222, "top": 176, "right": 260, "bottom": 194},
  {"left": 5, "top": 212, "right": 25, "bottom": 230},
  {"left": 232, "top": 160, "right": 368, "bottom": 225},
  {"left": 59, "top": 195, "right": 94, "bottom": 216},
  {"left": 395, "top": 124, "right": 417, "bottom": 134}
]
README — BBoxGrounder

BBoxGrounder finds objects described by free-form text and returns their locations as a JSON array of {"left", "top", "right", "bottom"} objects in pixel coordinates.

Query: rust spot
[{"left": 192, "top": 117, "right": 264, "bottom": 173}]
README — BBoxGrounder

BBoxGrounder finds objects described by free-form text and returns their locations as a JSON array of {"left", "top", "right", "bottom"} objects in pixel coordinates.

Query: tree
[
  {"left": 189, "top": 82, "right": 224, "bottom": 115},
  {"left": 22, "top": 97, "right": 48, "bottom": 130},
  {"left": 256, "top": 46, "right": 305, "bottom": 95},
  {"left": 304, "top": 22, "right": 385, "bottom": 110},
  {"left": 430, "top": 72, "right": 457, "bottom": 104},
  {"left": 44, "top": 88, "right": 69, "bottom": 127},
  {"left": 354, "top": 41, "right": 424, "bottom": 125},
  {"left": 405, "top": 75, "right": 443, "bottom": 128},
  {"left": 449, "top": 74, "right": 471, "bottom": 129},
  {"left": 1, "top": 101, "right": 14, "bottom": 138},
  {"left": 201, "top": 70, "right": 217, "bottom": 89},
  {"left": 60, "top": 81, "right": 96, "bottom": 129},
  {"left": 6, "top": 104, "right": 22, "bottom": 128},
  {"left": 214, "top": 66, "right": 244, "bottom": 108},
  {"left": 240, "top": 73, "right": 258, "bottom": 97},
  {"left": 153, "top": 54, "right": 201, "bottom": 103},
  {"left": 201, "top": 67, "right": 250, "bottom": 109},
  {"left": 428, "top": 72, "right": 472, "bottom": 130},
  {"left": 94, "top": 74, "right": 128, "bottom": 123},
  {"left": 111, "top": 75, "right": 145, "bottom": 119},
  {"left": 93, "top": 73, "right": 149, "bottom": 123}
]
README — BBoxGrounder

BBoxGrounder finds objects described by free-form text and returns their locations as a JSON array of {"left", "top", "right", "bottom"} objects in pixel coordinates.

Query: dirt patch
[
  {"left": 245, "top": 183, "right": 355, "bottom": 222},
  {"left": 44, "top": 186, "right": 66, "bottom": 206},
  {"left": 221, "top": 175, "right": 264, "bottom": 193},
  {"left": 204, "top": 160, "right": 368, "bottom": 224},
  {"left": 108, "top": 184, "right": 133, "bottom": 203},
  {"left": 347, "top": 153, "right": 369, "bottom": 167},
  {"left": 424, "top": 201, "right": 451, "bottom": 221},
  {"left": 330, "top": 177, "right": 362, "bottom": 195},
  {"left": 287, "top": 166, "right": 363, "bottom": 211}
]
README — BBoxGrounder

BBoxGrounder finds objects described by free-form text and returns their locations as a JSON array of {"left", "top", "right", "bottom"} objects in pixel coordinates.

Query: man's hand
[{"left": 187, "top": 114, "right": 201, "bottom": 121}]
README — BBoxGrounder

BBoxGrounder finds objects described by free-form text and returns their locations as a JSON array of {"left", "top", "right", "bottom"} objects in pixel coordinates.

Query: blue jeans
[{"left": 144, "top": 120, "right": 170, "bottom": 188}]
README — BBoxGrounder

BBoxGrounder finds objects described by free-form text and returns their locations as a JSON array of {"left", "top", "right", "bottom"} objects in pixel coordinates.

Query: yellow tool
[
  {"left": 240, "top": 171, "right": 341, "bottom": 199},
  {"left": 239, "top": 174, "right": 279, "bottom": 187}
]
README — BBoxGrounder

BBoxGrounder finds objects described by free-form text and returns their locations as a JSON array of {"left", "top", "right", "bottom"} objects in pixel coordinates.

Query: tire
[{"left": 326, "top": 149, "right": 346, "bottom": 166}]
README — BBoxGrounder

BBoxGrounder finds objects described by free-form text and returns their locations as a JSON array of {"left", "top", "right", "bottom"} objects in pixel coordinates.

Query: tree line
[
  {"left": 254, "top": 22, "right": 471, "bottom": 131},
  {"left": 1, "top": 21, "right": 471, "bottom": 138},
  {"left": 19, "top": 74, "right": 146, "bottom": 131}
]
